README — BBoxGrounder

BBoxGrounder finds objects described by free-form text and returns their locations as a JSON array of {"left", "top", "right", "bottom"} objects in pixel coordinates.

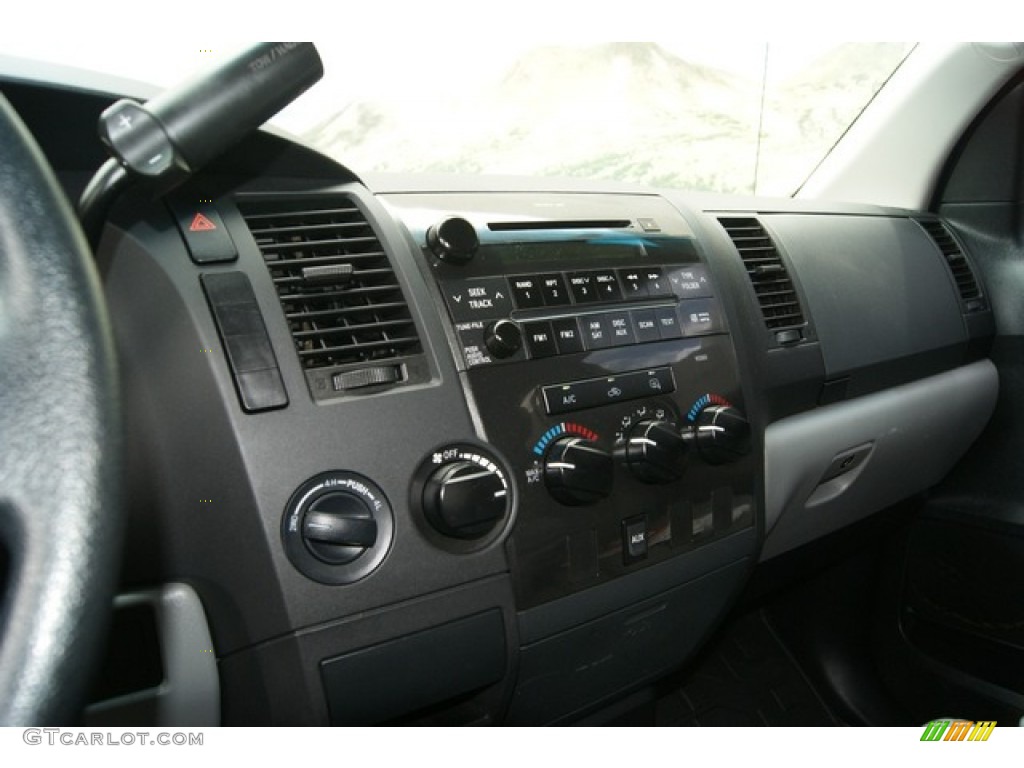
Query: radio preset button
[
  {"left": 539, "top": 273, "right": 570, "bottom": 306},
  {"left": 618, "top": 269, "right": 649, "bottom": 299},
  {"left": 552, "top": 318, "right": 584, "bottom": 354},
  {"left": 523, "top": 321, "right": 558, "bottom": 358},
  {"left": 593, "top": 270, "right": 623, "bottom": 301},
  {"left": 644, "top": 267, "right": 671, "bottom": 297},
  {"left": 510, "top": 275, "right": 545, "bottom": 308},
  {"left": 568, "top": 272, "right": 599, "bottom": 303}
]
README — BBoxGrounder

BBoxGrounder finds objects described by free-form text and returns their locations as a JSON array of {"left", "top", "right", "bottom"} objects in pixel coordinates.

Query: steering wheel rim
[{"left": 0, "top": 93, "right": 121, "bottom": 725}]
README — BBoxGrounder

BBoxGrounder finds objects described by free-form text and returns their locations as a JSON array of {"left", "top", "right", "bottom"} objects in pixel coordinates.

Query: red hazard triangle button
[
  {"left": 189, "top": 212, "right": 218, "bottom": 232},
  {"left": 171, "top": 200, "right": 237, "bottom": 264}
]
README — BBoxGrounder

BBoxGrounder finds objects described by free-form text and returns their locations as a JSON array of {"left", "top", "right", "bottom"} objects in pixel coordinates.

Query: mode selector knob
[
  {"left": 623, "top": 420, "right": 688, "bottom": 483},
  {"left": 426, "top": 217, "right": 479, "bottom": 264},
  {"left": 301, "top": 492, "right": 378, "bottom": 565},
  {"left": 423, "top": 460, "right": 509, "bottom": 540},
  {"left": 484, "top": 319, "right": 522, "bottom": 359},
  {"left": 544, "top": 436, "right": 613, "bottom": 506},
  {"left": 691, "top": 405, "right": 751, "bottom": 465}
]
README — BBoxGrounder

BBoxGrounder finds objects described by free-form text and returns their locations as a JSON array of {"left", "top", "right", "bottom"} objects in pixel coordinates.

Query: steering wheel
[{"left": 0, "top": 94, "right": 121, "bottom": 724}]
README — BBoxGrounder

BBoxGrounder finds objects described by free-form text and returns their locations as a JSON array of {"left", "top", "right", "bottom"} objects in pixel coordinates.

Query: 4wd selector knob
[
  {"left": 544, "top": 436, "right": 613, "bottom": 506},
  {"left": 691, "top": 405, "right": 751, "bottom": 464},
  {"left": 623, "top": 419, "right": 688, "bottom": 483},
  {"left": 282, "top": 471, "right": 394, "bottom": 586},
  {"left": 302, "top": 491, "right": 378, "bottom": 565},
  {"left": 423, "top": 460, "right": 508, "bottom": 539},
  {"left": 426, "top": 216, "right": 479, "bottom": 264}
]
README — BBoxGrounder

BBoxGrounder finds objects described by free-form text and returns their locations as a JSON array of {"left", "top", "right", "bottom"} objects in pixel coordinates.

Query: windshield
[{"left": 3, "top": 41, "right": 914, "bottom": 196}]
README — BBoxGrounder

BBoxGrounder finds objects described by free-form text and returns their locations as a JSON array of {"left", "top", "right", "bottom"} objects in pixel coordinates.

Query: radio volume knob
[
  {"left": 484, "top": 319, "right": 522, "bottom": 359},
  {"left": 426, "top": 217, "right": 479, "bottom": 264},
  {"left": 544, "top": 436, "right": 613, "bottom": 506}
]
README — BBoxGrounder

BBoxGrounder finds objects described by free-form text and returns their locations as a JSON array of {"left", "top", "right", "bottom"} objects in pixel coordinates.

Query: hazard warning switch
[
  {"left": 190, "top": 212, "right": 218, "bottom": 232},
  {"left": 168, "top": 199, "right": 238, "bottom": 264}
]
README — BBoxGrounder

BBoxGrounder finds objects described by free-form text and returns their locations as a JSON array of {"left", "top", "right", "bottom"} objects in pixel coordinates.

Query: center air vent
[
  {"left": 238, "top": 195, "right": 425, "bottom": 397},
  {"left": 917, "top": 220, "right": 985, "bottom": 312},
  {"left": 719, "top": 216, "right": 806, "bottom": 345}
]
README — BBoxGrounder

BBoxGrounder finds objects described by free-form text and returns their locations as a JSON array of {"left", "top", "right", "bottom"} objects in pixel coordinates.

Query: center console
[{"left": 382, "top": 192, "right": 760, "bottom": 720}]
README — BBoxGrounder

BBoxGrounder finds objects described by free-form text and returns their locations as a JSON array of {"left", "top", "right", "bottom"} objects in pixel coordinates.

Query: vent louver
[
  {"left": 918, "top": 220, "right": 983, "bottom": 310},
  {"left": 238, "top": 196, "right": 422, "bottom": 373},
  {"left": 719, "top": 216, "right": 806, "bottom": 339}
]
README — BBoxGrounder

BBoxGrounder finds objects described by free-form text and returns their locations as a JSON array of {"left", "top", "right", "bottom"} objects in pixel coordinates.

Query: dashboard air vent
[
  {"left": 918, "top": 220, "right": 984, "bottom": 310},
  {"left": 718, "top": 216, "right": 806, "bottom": 341},
  {"left": 238, "top": 196, "right": 422, "bottom": 373}
]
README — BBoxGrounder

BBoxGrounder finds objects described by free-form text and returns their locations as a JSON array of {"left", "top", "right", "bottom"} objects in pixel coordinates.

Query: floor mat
[{"left": 609, "top": 610, "right": 841, "bottom": 726}]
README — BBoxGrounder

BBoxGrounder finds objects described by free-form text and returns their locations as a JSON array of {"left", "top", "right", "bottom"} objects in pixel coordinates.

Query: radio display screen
[{"left": 483, "top": 236, "right": 696, "bottom": 272}]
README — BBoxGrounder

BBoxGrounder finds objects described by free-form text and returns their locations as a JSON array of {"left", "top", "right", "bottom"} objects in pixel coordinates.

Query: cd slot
[{"left": 488, "top": 220, "right": 631, "bottom": 231}]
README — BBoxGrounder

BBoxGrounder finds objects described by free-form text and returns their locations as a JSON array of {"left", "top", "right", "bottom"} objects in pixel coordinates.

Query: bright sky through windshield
[{"left": 0, "top": 40, "right": 913, "bottom": 196}]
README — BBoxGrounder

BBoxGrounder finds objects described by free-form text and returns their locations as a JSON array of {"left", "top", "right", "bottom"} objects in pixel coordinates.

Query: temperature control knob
[
  {"left": 544, "top": 436, "right": 613, "bottom": 506},
  {"left": 691, "top": 405, "right": 751, "bottom": 464},
  {"left": 423, "top": 460, "right": 508, "bottom": 539},
  {"left": 623, "top": 419, "right": 688, "bottom": 483},
  {"left": 426, "top": 216, "right": 479, "bottom": 264},
  {"left": 484, "top": 319, "right": 522, "bottom": 359}
]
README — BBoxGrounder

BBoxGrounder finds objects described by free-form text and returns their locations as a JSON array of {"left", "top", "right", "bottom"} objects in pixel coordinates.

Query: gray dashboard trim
[
  {"left": 85, "top": 583, "right": 220, "bottom": 727},
  {"left": 763, "top": 360, "right": 998, "bottom": 559},
  {"left": 518, "top": 528, "right": 757, "bottom": 645}
]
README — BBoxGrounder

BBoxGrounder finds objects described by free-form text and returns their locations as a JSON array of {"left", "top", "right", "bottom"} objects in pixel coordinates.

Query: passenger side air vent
[
  {"left": 718, "top": 216, "right": 806, "bottom": 344},
  {"left": 238, "top": 195, "right": 426, "bottom": 398},
  {"left": 917, "top": 220, "right": 985, "bottom": 312}
]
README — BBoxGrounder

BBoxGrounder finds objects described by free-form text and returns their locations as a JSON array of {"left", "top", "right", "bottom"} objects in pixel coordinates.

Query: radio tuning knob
[
  {"left": 484, "top": 319, "right": 522, "bottom": 359},
  {"left": 544, "top": 436, "right": 613, "bottom": 506},
  {"left": 426, "top": 217, "right": 479, "bottom": 264}
]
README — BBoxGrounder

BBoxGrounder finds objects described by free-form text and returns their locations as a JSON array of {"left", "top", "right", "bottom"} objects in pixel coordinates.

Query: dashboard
[{"left": 0, "top": 54, "right": 1012, "bottom": 726}]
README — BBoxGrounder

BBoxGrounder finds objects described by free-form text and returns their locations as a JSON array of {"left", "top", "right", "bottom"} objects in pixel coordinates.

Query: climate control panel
[
  {"left": 459, "top": 329, "right": 754, "bottom": 608},
  {"left": 393, "top": 204, "right": 757, "bottom": 609}
]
